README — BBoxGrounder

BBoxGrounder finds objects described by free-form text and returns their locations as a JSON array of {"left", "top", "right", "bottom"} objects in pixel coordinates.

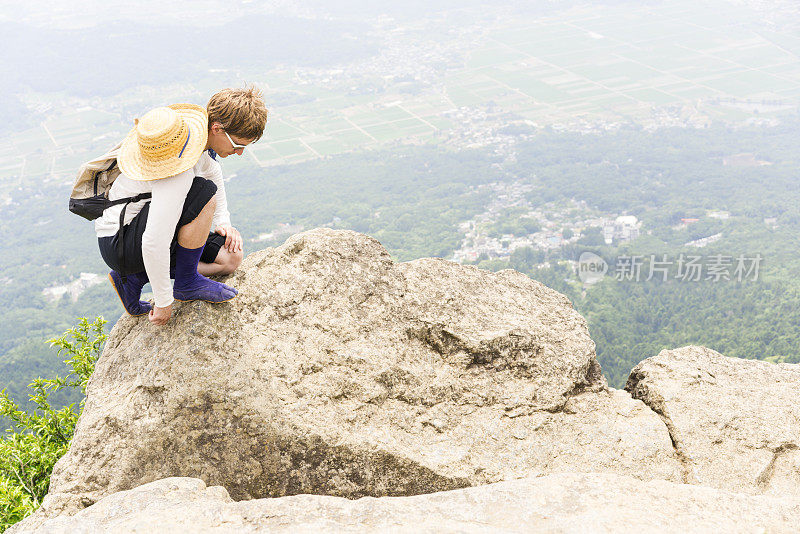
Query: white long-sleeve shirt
[{"left": 95, "top": 151, "right": 231, "bottom": 307}]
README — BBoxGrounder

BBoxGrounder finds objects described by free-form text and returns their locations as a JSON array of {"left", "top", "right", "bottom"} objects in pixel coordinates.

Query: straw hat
[{"left": 118, "top": 104, "right": 208, "bottom": 181}]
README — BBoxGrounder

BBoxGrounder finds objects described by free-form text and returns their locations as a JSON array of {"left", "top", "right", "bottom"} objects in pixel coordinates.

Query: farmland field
[{"left": 1, "top": 0, "right": 799, "bottom": 181}]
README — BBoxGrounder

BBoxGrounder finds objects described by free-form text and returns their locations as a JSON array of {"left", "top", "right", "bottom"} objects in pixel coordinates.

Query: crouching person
[{"left": 95, "top": 104, "right": 249, "bottom": 325}]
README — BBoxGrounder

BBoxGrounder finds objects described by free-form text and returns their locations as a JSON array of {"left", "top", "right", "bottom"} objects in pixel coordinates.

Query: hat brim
[{"left": 118, "top": 104, "right": 208, "bottom": 181}]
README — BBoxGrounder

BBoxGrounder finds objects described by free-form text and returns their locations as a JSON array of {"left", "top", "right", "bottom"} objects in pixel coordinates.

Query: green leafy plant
[{"left": 0, "top": 317, "right": 106, "bottom": 531}]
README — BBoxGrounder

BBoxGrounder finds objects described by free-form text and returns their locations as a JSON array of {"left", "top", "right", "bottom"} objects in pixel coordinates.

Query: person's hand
[
  {"left": 149, "top": 304, "right": 172, "bottom": 326},
  {"left": 214, "top": 225, "right": 243, "bottom": 253}
]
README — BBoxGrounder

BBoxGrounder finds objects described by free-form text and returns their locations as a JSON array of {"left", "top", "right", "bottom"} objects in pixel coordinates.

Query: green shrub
[{"left": 0, "top": 317, "right": 105, "bottom": 532}]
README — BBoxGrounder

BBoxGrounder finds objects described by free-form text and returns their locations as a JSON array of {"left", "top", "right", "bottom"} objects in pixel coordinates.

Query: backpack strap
[
  {"left": 115, "top": 192, "right": 153, "bottom": 282},
  {"left": 106, "top": 193, "right": 151, "bottom": 207},
  {"left": 93, "top": 159, "right": 117, "bottom": 196}
]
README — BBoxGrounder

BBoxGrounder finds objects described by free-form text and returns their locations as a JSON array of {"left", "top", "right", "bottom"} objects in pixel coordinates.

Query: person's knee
[
  {"left": 216, "top": 248, "right": 243, "bottom": 275},
  {"left": 230, "top": 249, "right": 243, "bottom": 269},
  {"left": 225, "top": 249, "right": 243, "bottom": 273},
  {"left": 179, "top": 194, "right": 217, "bottom": 234},
  {"left": 203, "top": 194, "right": 217, "bottom": 213}
]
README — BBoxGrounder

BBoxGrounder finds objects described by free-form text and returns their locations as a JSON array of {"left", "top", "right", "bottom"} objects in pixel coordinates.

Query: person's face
[{"left": 209, "top": 122, "right": 255, "bottom": 157}]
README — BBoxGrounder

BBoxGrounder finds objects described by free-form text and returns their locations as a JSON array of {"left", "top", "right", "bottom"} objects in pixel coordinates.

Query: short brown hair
[{"left": 207, "top": 85, "right": 269, "bottom": 142}]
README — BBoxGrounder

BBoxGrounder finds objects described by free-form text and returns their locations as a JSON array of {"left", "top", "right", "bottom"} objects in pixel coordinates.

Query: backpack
[
  {"left": 68, "top": 143, "right": 151, "bottom": 220},
  {"left": 69, "top": 143, "right": 152, "bottom": 279}
]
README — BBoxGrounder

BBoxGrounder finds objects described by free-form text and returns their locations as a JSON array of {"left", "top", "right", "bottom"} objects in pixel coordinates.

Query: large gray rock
[
  {"left": 626, "top": 345, "right": 800, "bottom": 494},
  {"left": 17, "top": 474, "right": 800, "bottom": 534},
  {"left": 30, "top": 228, "right": 680, "bottom": 523}
]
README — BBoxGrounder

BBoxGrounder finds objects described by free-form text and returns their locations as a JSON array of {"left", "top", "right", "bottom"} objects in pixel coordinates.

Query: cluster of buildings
[
  {"left": 42, "top": 272, "right": 104, "bottom": 303},
  {"left": 450, "top": 181, "right": 644, "bottom": 264}
]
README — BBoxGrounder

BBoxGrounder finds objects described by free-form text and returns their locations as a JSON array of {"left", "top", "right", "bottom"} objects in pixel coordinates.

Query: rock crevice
[{"left": 625, "top": 368, "right": 697, "bottom": 484}]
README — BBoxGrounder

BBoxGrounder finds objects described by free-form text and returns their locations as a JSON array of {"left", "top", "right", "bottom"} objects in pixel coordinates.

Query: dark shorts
[{"left": 98, "top": 176, "right": 225, "bottom": 275}]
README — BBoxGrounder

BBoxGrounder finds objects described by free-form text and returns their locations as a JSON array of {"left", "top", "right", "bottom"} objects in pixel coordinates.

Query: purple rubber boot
[
  {"left": 108, "top": 270, "right": 152, "bottom": 316},
  {"left": 172, "top": 243, "right": 238, "bottom": 303},
  {"left": 170, "top": 266, "right": 237, "bottom": 294}
]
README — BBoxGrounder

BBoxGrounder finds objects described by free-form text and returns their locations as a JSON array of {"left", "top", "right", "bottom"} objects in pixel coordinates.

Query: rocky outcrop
[
  {"left": 9, "top": 229, "right": 800, "bottom": 532},
  {"left": 626, "top": 345, "right": 800, "bottom": 494},
  {"left": 21, "top": 474, "right": 800, "bottom": 534},
  {"left": 22, "top": 228, "right": 681, "bottom": 526}
]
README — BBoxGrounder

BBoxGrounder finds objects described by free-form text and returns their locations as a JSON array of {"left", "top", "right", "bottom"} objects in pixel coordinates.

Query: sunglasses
[{"left": 223, "top": 130, "right": 248, "bottom": 151}]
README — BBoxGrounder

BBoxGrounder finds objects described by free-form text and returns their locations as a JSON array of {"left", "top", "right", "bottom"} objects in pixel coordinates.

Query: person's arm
[
  {"left": 141, "top": 170, "right": 194, "bottom": 310},
  {"left": 205, "top": 158, "right": 231, "bottom": 229}
]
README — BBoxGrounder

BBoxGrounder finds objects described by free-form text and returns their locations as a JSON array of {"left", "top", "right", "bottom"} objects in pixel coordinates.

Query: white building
[{"left": 604, "top": 215, "right": 640, "bottom": 244}]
